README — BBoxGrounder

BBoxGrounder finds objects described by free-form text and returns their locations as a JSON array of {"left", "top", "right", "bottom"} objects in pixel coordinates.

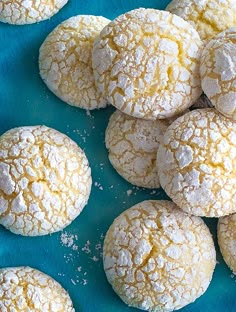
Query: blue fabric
[{"left": 0, "top": 1, "right": 234, "bottom": 311}]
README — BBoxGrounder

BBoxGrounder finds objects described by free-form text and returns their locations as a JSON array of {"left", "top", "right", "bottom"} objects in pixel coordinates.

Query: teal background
[{"left": 0, "top": 1, "right": 235, "bottom": 311}]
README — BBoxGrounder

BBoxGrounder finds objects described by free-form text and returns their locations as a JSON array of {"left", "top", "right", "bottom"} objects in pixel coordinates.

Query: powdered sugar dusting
[{"left": 59, "top": 231, "right": 104, "bottom": 286}]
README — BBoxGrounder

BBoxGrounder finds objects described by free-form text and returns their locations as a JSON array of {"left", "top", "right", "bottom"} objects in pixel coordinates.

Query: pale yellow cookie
[
  {"left": 0, "top": 0, "right": 68, "bottom": 25},
  {"left": 200, "top": 27, "right": 236, "bottom": 120},
  {"left": 39, "top": 15, "right": 110, "bottom": 110},
  {"left": 218, "top": 214, "right": 236, "bottom": 273},
  {"left": 105, "top": 110, "right": 172, "bottom": 188},
  {"left": 92, "top": 8, "right": 202, "bottom": 120},
  {"left": 166, "top": 0, "right": 236, "bottom": 42},
  {"left": 103, "top": 200, "right": 216, "bottom": 312},
  {"left": 0, "top": 267, "right": 74, "bottom": 311},
  {"left": 0, "top": 126, "right": 92, "bottom": 236},
  {"left": 157, "top": 108, "right": 236, "bottom": 217}
]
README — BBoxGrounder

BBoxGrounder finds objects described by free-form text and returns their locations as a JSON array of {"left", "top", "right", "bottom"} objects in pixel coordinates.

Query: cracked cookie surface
[
  {"left": 166, "top": 0, "right": 236, "bottom": 42},
  {"left": 157, "top": 108, "right": 236, "bottom": 217},
  {"left": 39, "top": 15, "right": 110, "bottom": 110},
  {"left": 0, "top": 0, "right": 68, "bottom": 25},
  {"left": 92, "top": 8, "right": 202, "bottom": 120},
  {"left": 200, "top": 27, "right": 236, "bottom": 120},
  {"left": 0, "top": 266, "right": 74, "bottom": 311},
  {"left": 103, "top": 200, "right": 216, "bottom": 312},
  {"left": 0, "top": 125, "right": 92, "bottom": 236},
  {"left": 105, "top": 110, "right": 172, "bottom": 188},
  {"left": 218, "top": 214, "right": 236, "bottom": 273}
]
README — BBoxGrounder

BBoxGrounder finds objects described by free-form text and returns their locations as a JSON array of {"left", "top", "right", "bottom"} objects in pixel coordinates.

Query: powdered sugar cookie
[
  {"left": 0, "top": 267, "right": 74, "bottom": 311},
  {"left": 200, "top": 28, "right": 236, "bottom": 120},
  {"left": 92, "top": 8, "right": 202, "bottom": 120},
  {"left": 218, "top": 214, "right": 236, "bottom": 273},
  {"left": 0, "top": 0, "right": 68, "bottom": 25},
  {"left": 157, "top": 109, "right": 236, "bottom": 217},
  {"left": 39, "top": 15, "right": 110, "bottom": 110},
  {"left": 0, "top": 125, "right": 92, "bottom": 236},
  {"left": 103, "top": 200, "right": 216, "bottom": 312},
  {"left": 166, "top": 0, "right": 236, "bottom": 41},
  {"left": 105, "top": 110, "right": 172, "bottom": 188}
]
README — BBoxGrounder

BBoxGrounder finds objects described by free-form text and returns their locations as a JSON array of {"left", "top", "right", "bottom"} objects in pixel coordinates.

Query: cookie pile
[{"left": 1, "top": 1, "right": 236, "bottom": 311}]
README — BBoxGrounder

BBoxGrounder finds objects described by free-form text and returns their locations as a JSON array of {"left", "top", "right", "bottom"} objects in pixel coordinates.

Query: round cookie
[
  {"left": 218, "top": 214, "right": 236, "bottom": 273},
  {"left": 0, "top": 125, "right": 92, "bottom": 236},
  {"left": 103, "top": 200, "right": 216, "bottom": 312},
  {"left": 0, "top": 0, "right": 68, "bottom": 25},
  {"left": 166, "top": 0, "right": 236, "bottom": 42},
  {"left": 39, "top": 15, "right": 110, "bottom": 110},
  {"left": 92, "top": 8, "right": 202, "bottom": 120},
  {"left": 0, "top": 267, "right": 74, "bottom": 311},
  {"left": 157, "top": 108, "right": 236, "bottom": 217},
  {"left": 191, "top": 93, "right": 213, "bottom": 110},
  {"left": 200, "top": 28, "right": 236, "bottom": 120},
  {"left": 105, "top": 110, "right": 172, "bottom": 188}
]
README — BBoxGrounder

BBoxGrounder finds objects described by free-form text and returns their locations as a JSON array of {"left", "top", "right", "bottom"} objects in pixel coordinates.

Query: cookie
[
  {"left": 200, "top": 27, "right": 236, "bottom": 120},
  {"left": 166, "top": 0, "right": 236, "bottom": 41},
  {"left": 0, "top": 267, "right": 74, "bottom": 311},
  {"left": 103, "top": 200, "right": 216, "bottom": 311},
  {"left": 39, "top": 15, "right": 110, "bottom": 110},
  {"left": 105, "top": 110, "right": 171, "bottom": 188},
  {"left": 0, "top": 125, "right": 92, "bottom": 236},
  {"left": 218, "top": 214, "right": 236, "bottom": 273},
  {"left": 92, "top": 8, "right": 202, "bottom": 120},
  {"left": 157, "top": 109, "right": 236, "bottom": 217},
  {"left": 0, "top": 0, "right": 68, "bottom": 25}
]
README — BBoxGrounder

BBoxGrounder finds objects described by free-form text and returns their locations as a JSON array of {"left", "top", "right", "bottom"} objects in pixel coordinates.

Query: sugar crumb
[{"left": 126, "top": 189, "right": 132, "bottom": 196}]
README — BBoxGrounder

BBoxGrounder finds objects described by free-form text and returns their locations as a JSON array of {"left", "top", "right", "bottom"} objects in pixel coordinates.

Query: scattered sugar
[
  {"left": 63, "top": 253, "right": 75, "bottom": 264},
  {"left": 82, "top": 240, "right": 91, "bottom": 254},
  {"left": 60, "top": 232, "right": 78, "bottom": 251},
  {"left": 126, "top": 189, "right": 132, "bottom": 196},
  {"left": 150, "top": 190, "right": 157, "bottom": 195},
  {"left": 95, "top": 243, "right": 102, "bottom": 250},
  {"left": 72, "top": 245, "right": 78, "bottom": 251},
  {"left": 94, "top": 181, "right": 104, "bottom": 191},
  {"left": 71, "top": 279, "right": 76, "bottom": 285},
  {"left": 86, "top": 110, "right": 94, "bottom": 118},
  {"left": 59, "top": 231, "right": 105, "bottom": 286}
]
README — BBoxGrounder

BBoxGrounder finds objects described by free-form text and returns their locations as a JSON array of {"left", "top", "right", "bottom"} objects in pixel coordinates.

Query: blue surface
[{"left": 0, "top": 1, "right": 235, "bottom": 311}]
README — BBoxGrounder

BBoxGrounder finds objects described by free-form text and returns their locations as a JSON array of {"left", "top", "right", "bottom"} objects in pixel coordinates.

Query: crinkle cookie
[
  {"left": 157, "top": 108, "right": 236, "bottom": 217},
  {"left": 200, "top": 27, "right": 236, "bottom": 120},
  {"left": 0, "top": 267, "right": 74, "bottom": 311},
  {"left": 105, "top": 110, "right": 172, "bottom": 188},
  {"left": 166, "top": 0, "right": 236, "bottom": 41},
  {"left": 92, "top": 8, "right": 202, "bottom": 120},
  {"left": 0, "top": 0, "right": 68, "bottom": 25},
  {"left": 39, "top": 15, "right": 110, "bottom": 110},
  {"left": 103, "top": 200, "right": 216, "bottom": 312},
  {"left": 218, "top": 214, "right": 236, "bottom": 273},
  {"left": 0, "top": 125, "right": 92, "bottom": 236}
]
